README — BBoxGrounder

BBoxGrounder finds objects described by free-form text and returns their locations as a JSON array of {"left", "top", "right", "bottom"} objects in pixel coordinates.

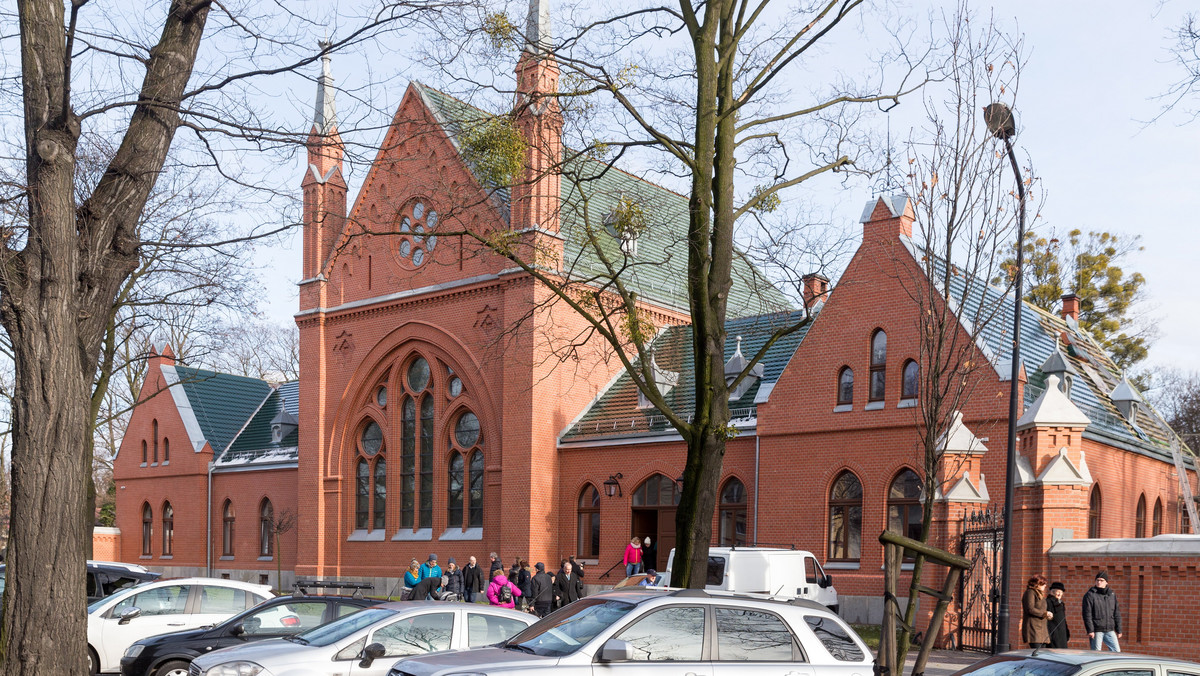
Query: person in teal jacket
[
  {"left": 403, "top": 558, "right": 421, "bottom": 596},
  {"left": 419, "top": 554, "right": 443, "bottom": 588}
]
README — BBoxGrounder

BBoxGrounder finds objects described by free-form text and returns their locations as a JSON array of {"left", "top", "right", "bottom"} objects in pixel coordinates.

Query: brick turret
[
  {"left": 511, "top": 0, "right": 562, "bottom": 238},
  {"left": 301, "top": 41, "right": 347, "bottom": 288}
]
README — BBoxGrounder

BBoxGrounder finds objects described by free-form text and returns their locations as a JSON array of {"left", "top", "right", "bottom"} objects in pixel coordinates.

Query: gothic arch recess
[{"left": 326, "top": 321, "right": 499, "bottom": 486}]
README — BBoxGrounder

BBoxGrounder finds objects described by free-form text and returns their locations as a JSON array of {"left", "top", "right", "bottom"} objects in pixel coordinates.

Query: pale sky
[{"left": 252, "top": 1, "right": 1200, "bottom": 378}]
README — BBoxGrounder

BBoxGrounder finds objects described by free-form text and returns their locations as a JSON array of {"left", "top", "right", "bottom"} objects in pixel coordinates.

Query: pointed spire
[
  {"left": 526, "top": 0, "right": 552, "bottom": 53},
  {"left": 313, "top": 39, "right": 337, "bottom": 135}
]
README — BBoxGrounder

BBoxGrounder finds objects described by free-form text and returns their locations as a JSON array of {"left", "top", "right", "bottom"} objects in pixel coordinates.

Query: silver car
[
  {"left": 190, "top": 601, "right": 535, "bottom": 676},
  {"left": 387, "top": 588, "right": 873, "bottom": 676},
  {"left": 949, "top": 650, "right": 1200, "bottom": 676}
]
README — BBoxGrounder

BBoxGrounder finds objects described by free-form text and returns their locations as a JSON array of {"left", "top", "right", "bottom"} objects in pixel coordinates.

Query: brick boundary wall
[
  {"left": 1047, "top": 535, "right": 1200, "bottom": 661},
  {"left": 92, "top": 527, "right": 121, "bottom": 562}
]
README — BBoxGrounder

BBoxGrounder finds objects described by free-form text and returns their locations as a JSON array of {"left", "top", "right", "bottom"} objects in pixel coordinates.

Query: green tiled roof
[
  {"left": 173, "top": 366, "right": 274, "bottom": 455},
  {"left": 561, "top": 311, "right": 811, "bottom": 442},
  {"left": 224, "top": 381, "right": 300, "bottom": 463},
  {"left": 417, "top": 83, "right": 791, "bottom": 318}
]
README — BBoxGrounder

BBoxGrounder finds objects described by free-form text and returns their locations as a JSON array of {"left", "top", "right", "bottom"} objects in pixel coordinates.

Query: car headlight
[
  {"left": 203, "top": 662, "right": 270, "bottom": 676},
  {"left": 123, "top": 644, "right": 144, "bottom": 659}
]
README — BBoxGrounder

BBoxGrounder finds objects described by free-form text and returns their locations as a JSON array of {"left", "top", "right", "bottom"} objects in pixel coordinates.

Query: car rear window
[
  {"left": 803, "top": 616, "right": 864, "bottom": 662},
  {"left": 949, "top": 655, "right": 1079, "bottom": 676}
]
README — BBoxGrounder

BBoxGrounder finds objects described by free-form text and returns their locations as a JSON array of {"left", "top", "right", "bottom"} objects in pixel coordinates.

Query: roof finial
[
  {"left": 314, "top": 39, "right": 337, "bottom": 135},
  {"left": 525, "top": 0, "right": 552, "bottom": 53}
]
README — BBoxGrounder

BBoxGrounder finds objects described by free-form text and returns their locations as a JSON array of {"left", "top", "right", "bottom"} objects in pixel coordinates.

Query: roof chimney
[
  {"left": 1060, "top": 293, "right": 1079, "bottom": 322},
  {"left": 802, "top": 273, "right": 830, "bottom": 309},
  {"left": 860, "top": 195, "right": 914, "bottom": 245}
]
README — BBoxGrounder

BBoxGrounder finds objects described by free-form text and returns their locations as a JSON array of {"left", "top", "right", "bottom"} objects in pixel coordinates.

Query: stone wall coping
[
  {"left": 92, "top": 527, "right": 121, "bottom": 535},
  {"left": 1049, "top": 534, "right": 1200, "bottom": 557}
]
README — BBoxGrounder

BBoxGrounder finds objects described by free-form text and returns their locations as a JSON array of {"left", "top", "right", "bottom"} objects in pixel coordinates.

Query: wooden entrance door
[{"left": 631, "top": 474, "right": 681, "bottom": 571}]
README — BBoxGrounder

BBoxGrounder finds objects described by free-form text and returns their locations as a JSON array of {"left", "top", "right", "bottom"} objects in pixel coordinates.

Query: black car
[
  {"left": 120, "top": 593, "right": 382, "bottom": 676},
  {"left": 0, "top": 560, "right": 160, "bottom": 603}
]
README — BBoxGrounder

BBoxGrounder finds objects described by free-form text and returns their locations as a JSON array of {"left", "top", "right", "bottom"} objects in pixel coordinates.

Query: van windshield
[{"left": 502, "top": 598, "right": 636, "bottom": 657}]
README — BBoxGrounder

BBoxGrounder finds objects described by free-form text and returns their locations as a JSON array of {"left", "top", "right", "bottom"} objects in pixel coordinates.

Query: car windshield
[
  {"left": 291, "top": 607, "right": 396, "bottom": 647},
  {"left": 88, "top": 585, "right": 138, "bottom": 614},
  {"left": 951, "top": 656, "right": 1080, "bottom": 676},
  {"left": 502, "top": 598, "right": 637, "bottom": 657}
]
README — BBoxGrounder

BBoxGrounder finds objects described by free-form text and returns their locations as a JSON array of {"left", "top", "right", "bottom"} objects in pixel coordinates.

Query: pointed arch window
[
  {"left": 355, "top": 419, "right": 385, "bottom": 532},
  {"left": 1088, "top": 485, "right": 1102, "bottom": 538},
  {"left": 141, "top": 440, "right": 148, "bottom": 464},
  {"left": 577, "top": 484, "right": 601, "bottom": 557},
  {"left": 1153, "top": 498, "right": 1163, "bottom": 536},
  {"left": 152, "top": 419, "right": 159, "bottom": 463},
  {"left": 419, "top": 395, "right": 434, "bottom": 529},
  {"left": 222, "top": 500, "right": 235, "bottom": 556},
  {"left": 161, "top": 502, "right": 174, "bottom": 556},
  {"left": 260, "top": 499, "right": 274, "bottom": 557},
  {"left": 888, "top": 469, "right": 923, "bottom": 559},
  {"left": 373, "top": 459, "right": 386, "bottom": 530},
  {"left": 1135, "top": 494, "right": 1146, "bottom": 538},
  {"left": 901, "top": 359, "right": 919, "bottom": 400},
  {"left": 141, "top": 503, "right": 153, "bottom": 556},
  {"left": 401, "top": 396, "right": 416, "bottom": 529},
  {"left": 448, "top": 410, "right": 483, "bottom": 530},
  {"left": 163, "top": 437, "right": 169, "bottom": 463},
  {"left": 355, "top": 458, "right": 370, "bottom": 530},
  {"left": 828, "top": 472, "right": 862, "bottom": 562},
  {"left": 719, "top": 478, "right": 747, "bottom": 546},
  {"left": 869, "top": 330, "right": 887, "bottom": 401},
  {"left": 837, "top": 367, "right": 854, "bottom": 405}
]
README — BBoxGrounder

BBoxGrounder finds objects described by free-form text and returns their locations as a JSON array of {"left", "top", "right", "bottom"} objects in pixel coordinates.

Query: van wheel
[
  {"left": 87, "top": 647, "right": 99, "bottom": 676},
  {"left": 156, "top": 660, "right": 191, "bottom": 676}
]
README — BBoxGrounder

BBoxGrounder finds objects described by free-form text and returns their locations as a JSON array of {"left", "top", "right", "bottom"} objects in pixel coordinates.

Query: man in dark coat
[
  {"left": 489, "top": 552, "right": 503, "bottom": 576},
  {"left": 1082, "top": 571, "right": 1121, "bottom": 652},
  {"left": 530, "top": 562, "right": 554, "bottom": 617},
  {"left": 553, "top": 561, "right": 584, "bottom": 609},
  {"left": 406, "top": 575, "right": 444, "bottom": 601},
  {"left": 1047, "top": 581, "right": 1071, "bottom": 648},
  {"left": 462, "top": 556, "right": 484, "bottom": 603}
]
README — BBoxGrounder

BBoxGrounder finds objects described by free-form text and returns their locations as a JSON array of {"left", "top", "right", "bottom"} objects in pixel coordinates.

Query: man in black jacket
[
  {"left": 462, "top": 556, "right": 485, "bottom": 603},
  {"left": 530, "top": 562, "right": 554, "bottom": 617},
  {"left": 553, "top": 561, "right": 584, "bottom": 609},
  {"left": 407, "top": 575, "right": 444, "bottom": 601},
  {"left": 1082, "top": 571, "right": 1121, "bottom": 652},
  {"left": 489, "top": 552, "right": 503, "bottom": 576}
]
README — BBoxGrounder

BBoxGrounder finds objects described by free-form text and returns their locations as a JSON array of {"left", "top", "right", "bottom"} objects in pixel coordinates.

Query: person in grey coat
[{"left": 1082, "top": 571, "right": 1121, "bottom": 652}]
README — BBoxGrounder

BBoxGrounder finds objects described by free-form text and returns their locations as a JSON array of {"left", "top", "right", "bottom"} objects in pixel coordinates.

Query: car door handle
[{"left": 166, "top": 622, "right": 186, "bottom": 626}]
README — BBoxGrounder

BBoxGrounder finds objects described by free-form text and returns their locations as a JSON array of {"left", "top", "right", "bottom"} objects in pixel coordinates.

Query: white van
[{"left": 661, "top": 546, "right": 839, "bottom": 610}]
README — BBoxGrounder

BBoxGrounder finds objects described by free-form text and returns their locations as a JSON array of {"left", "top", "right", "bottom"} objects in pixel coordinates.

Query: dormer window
[
  {"left": 605, "top": 194, "right": 647, "bottom": 258},
  {"left": 724, "top": 336, "right": 763, "bottom": 401},
  {"left": 1109, "top": 377, "right": 1141, "bottom": 424},
  {"left": 270, "top": 408, "right": 299, "bottom": 444}
]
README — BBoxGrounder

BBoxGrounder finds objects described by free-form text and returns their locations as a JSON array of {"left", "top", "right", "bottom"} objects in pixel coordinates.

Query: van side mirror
[
  {"left": 820, "top": 574, "right": 833, "bottom": 588},
  {"left": 597, "top": 638, "right": 634, "bottom": 662},
  {"left": 359, "top": 642, "right": 386, "bottom": 668},
  {"left": 118, "top": 607, "right": 142, "bottom": 625}
]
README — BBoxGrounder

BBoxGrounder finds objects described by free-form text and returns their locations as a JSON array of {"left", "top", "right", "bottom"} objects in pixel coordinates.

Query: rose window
[{"left": 395, "top": 201, "right": 438, "bottom": 268}]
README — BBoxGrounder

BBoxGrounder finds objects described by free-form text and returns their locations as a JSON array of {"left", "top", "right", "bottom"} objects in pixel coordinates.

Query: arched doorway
[{"left": 631, "top": 474, "right": 679, "bottom": 571}]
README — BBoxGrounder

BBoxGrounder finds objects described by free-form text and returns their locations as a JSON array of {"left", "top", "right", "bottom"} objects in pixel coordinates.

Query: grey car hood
[
  {"left": 191, "top": 637, "right": 317, "bottom": 672},
  {"left": 393, "top": 646, "right": 560, "bottom": 675}
]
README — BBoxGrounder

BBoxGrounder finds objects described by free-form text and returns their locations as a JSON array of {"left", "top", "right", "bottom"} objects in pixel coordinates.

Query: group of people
[
  {"left": 1022, "top": 571, "right": 1122, "bottom": 651},
  {"left": 401, "top": 552, "right": 588, "bottom": 617}
]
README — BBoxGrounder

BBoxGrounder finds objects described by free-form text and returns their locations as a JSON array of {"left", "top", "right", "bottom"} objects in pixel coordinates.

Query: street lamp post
[{"left": 984, "top": 102, "right": 1025, "bottom": 655}]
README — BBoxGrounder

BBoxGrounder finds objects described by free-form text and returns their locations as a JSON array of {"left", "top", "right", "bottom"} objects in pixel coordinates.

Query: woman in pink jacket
[
  {"left": 623, "top": 537, "right": 643, "bottom": 577},
  {"left": 487, "top": 571, "right": 522, "bottom": 608}
]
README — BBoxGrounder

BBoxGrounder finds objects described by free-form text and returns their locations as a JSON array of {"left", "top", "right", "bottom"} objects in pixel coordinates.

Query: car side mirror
[
  {"left": 820, "top": 574, "right": 833, "bottom": 588},
  {"left": 118, "top": 607, "right": 142, "bottom": 625},
  {"left": 229, "top": 622, "right": 246, "bottom": 637},
  {"left": 597, "top": 638, "right": 634, "bottom": 662},
  {"left": 359, "top": 642, "right": 386, "bottom": 668}
]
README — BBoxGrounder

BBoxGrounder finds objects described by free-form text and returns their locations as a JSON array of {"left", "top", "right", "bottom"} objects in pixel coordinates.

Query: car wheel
[
  {"left": 155, "top": 659, "right": 191, "bottom": 676},
  {"left": 87, "top": 646, "right": 99, "bottom": 676}
]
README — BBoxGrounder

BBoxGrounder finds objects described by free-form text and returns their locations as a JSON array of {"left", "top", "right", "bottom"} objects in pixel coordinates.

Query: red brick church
[{"left": 110, "top": 0, "right": 1197, "bottom": 653}]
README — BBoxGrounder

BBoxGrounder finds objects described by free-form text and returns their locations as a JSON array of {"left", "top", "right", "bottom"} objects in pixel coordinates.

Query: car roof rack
[
  {"left": 293, "top": 580, "right": 375, "bottom": 598},
  {"left": 669, "top": 588, "right": 711, "bottom": 598}
]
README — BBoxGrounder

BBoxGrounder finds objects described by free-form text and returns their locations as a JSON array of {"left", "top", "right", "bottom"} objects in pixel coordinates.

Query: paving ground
[{"left": 904, "top": 649, "right": 989, "bottom": 676}]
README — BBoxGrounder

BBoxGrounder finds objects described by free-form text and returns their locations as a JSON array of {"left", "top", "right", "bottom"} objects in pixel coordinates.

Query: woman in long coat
[
  {"left": 1022, "top": 575, "right": 1052, "bottom": 648},
  {"left": 1047, "top": 581, "right": 1071, "bottom": 648}
]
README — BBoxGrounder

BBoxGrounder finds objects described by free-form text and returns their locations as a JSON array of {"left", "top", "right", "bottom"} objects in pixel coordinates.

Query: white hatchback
[
  {"left": 190, "top": 601, "right": 535, "bottom": 676},
  {"left": 88, "top": 577, "right": 274, "bottom": 674}
]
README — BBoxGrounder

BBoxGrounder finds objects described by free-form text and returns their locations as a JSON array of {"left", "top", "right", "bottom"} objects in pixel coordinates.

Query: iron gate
[{"left": 958, "top": 509, "right": 1004, "bottom": 653}]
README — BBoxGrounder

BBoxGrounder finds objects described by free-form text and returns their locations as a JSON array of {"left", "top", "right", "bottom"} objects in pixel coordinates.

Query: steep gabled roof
[
  {"left": 416, "top": 83, "right": 790, "bottom": 318},
  {"left": 560, "top": 311, "right": 811, "bottom": 442},
  {"left": 166, "top": 366, "right": 275, "bottom": 455},
  {"left": 221, "top": 381, "right": 301, "bottom": 466}
]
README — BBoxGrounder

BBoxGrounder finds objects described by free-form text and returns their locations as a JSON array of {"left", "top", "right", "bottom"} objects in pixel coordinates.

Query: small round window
[
  {"left": 455, "top": 411, "right": 480, "bottom": 448},
  {"left": 448, "top": 377, "right": 463, "bottom": 398},
  {"left": 407, "top": 357, "right": 430, "bottom": 392},
  {"left": 376, "top": 386, "right": 388, "bottom": 407},
  {"left": 394, "top": 201, "right": 437, "bottom": 269},
  {"left": 361, "top": 421, "right": 384, "bottom": 456}
]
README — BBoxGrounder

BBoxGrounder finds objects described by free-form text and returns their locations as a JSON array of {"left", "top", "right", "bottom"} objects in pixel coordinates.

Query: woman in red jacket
[{"left": 623, "top": 537, "right": 643, "bottom": 577}]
